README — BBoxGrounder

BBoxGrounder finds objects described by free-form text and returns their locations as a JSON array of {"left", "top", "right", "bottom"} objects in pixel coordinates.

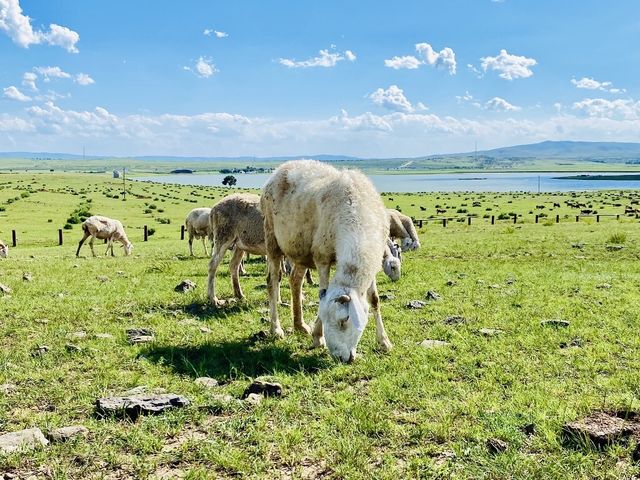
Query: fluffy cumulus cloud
[
  {"left": 480, "top": 49, "right": 536, "bottom": 80},
  {"left": 571, "top": 77, "right": 625, "bottom": 94},
  {"left": 0, "top": 0, "right": 79, "bottom": 52},
  {"left": 279, "top": 48, "right": 356, "bottom": 68},
  {"left": 34, "top": 66, "right": 71, "bottom": 81},
  {"left": 3, "top": 85, "right": 31, "bottom": 101},
  {"left": 572, "top": 98, "right": 640, "bottom": 120},
  {"left": 74, "top": 73, "right": 95, "bottom": 86},
  {"left": 485, "top": 97, "right": 521, "bottom": 111},
  {"left": 384, "top": 42, "right": 457, "bottom": 74},
  {"left": 22, "top": 71, "right": 37, "bottom": 90},
  {"left": 369, "top": 85, "right": 426, "bottom": 113},
  {"left": 184, "top": 57, "right": 218, "bottom": 78},
  {"left": 204, "top": 29, "right": 228, "bottom": 38}
]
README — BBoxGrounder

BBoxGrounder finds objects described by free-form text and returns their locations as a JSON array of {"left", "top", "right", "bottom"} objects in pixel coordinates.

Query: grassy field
[{"left": 0, "top": 172, "right": 639, "bottom": 479}]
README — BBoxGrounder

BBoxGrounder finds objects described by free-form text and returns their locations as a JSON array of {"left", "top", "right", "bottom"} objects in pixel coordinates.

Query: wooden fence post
[
  {"left": 576, "top": 215, "right": 580, "bottom": 222},
  {"left": 556, "top": 214, "right": 560, "bottom": 223},
  {"left": 442, "top": 218, "right": 447, "bottom": 228},
  {"left": 418, "top": 220, "right": 423, "bottom": 228},
  {"left": 535, "top": 215, "right": 539, "bottom": 224},
  {"left": 143, "top": 225, "right": 148, "bottom": 241},
  {"left": 467, "top": 216, "right": 471, "bottom": 226},
  {"left": 617, "top": 214, "right": 620, "bottom": 220},
  {"left": 11, "top": 230, "right": 16, "bottom": 247},
  {"left": 596, "top": 215, "right": 600, "bottom": 223},
  {"left": 491, "top": 215, "right": 495, "bottom": 225},
  {"left": 180, "top": 224, "right": 185, "bottom": 240},
  {"left": 58, "top": 229, "right": 63, "bottom": 245},
  {"left": 513, "top": 215, "right": 517, "bottom": 224}
]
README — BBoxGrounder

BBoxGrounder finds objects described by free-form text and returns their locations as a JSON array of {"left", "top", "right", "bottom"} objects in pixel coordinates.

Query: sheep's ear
[
  {"left": 319, "top": 289, "right": 327, "bottom": 299},
  {"left": 336, "top": 294, "right": 351, "bottom": 304}
]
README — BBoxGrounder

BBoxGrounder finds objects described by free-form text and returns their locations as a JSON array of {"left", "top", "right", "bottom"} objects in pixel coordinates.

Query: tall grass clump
[{"left": 607, "top": 232, "right": 627, "bottom": 244}]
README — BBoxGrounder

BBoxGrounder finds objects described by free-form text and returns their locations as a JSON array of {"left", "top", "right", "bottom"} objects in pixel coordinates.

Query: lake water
[{"left": 135, "top": 172, "right": 640, "bottom": 193}]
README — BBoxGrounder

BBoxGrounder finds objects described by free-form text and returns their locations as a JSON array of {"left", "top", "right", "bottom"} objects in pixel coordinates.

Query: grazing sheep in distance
[
  {"left": 185, "top": 207, "right": 212, "bottom": 256},
  {"left": 0, "top": 240, "right": 7, "bottom": 258},
  {"left": 387, "top": 208, "right": 421, "bottom": 251},
  {"left": 261, "top": 160, "right": 392, "bottom": 363},
  {"left": 76, "top": 215, "right": 133, "bottom": 257}
]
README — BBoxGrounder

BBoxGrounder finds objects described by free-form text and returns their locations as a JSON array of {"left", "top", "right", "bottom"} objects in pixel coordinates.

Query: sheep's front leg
[
  {"left": 89, "top": 237, "right": 97, "bottom": 257},
  {"left": 207, "top": 238, "right": 234, "bottom": 306},
  {"left": 312, "top": 263, "right": 331, "bottom": 348},
  {"left": 266, "top": 255, "right": 285, "bottom": 338},
  {"left": 229, "top": 247, "right": 246, "bottom": 300},
  {"left": 290, "top": 264, "right": 311, "bottom": 335},
  {"left": 188, "top": 232, "right": 194, "bottom": 256},
  {"left": 201, "top": 237, "right": 208, "bottom": 257},
  {"left": 76, "top": 232, "right": 90, "bottom": 257},
  {"left": 106, "top": 239, "right": 115, "bottom": 257},
  {"left": 367, "top": 279, "right": 392, "bottom": 352}
]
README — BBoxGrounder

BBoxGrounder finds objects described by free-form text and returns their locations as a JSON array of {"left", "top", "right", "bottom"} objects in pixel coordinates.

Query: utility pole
[{"left": 123, "top": 167, "right": 126, "bottom": 201}]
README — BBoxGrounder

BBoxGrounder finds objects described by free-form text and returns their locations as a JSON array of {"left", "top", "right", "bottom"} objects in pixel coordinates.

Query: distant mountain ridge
[{"left": 1, "top": 141, "right": 640, "bottom": 162}]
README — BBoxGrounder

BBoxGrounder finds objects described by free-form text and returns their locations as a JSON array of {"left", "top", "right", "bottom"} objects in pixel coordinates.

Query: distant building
[{"left": 113, "top": 170, "right": 121, "bottom": 178}]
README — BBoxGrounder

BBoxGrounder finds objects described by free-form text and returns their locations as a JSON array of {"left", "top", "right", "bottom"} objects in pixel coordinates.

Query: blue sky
[{"left": 0, "top": 0, "right": 639, "bottom": 157}]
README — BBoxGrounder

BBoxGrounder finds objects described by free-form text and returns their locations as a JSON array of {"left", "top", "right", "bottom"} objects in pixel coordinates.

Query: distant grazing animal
[
  {"left": 436, "top": 208, "right": 447, "bottom": 214},
  {"left": 387, "top": 209, "right": 420, "bottom": 251},
  {"left": 553, "top": 202, "right": 561, "bottom": 208},
  {"left": 0, "top": 240, "right": 7, "bottom": 258},
  {"left": 261, "top": 160, "right": 392, "bottom": 363},
  {"left": 76, "top": 216, "right": 133, "bottom": 257},
  {"left": 185, "top": 207, "right": 212, "bottom": 256}
]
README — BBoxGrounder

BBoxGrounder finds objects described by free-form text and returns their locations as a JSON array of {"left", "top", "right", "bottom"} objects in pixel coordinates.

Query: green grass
[{"left": 0, "top": 172, "right": 640, "bottom": 478}]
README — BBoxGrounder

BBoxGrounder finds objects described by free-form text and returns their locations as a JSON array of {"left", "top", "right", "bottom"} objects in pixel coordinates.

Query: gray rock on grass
[
  {"left": 46, "top": 425, "right": 88, "bottom": 442},
  {"left": 96, "top": 393, "right": 190, "bottom": 420},
  {"left": 242, "top": 380, "right": 283, "bottom": 399},
  {"left": 0, "top": 428, "right": 48, "bottom": 454},
  {"left": 175, "top": 279, "right": 196, "bottom": 293}
]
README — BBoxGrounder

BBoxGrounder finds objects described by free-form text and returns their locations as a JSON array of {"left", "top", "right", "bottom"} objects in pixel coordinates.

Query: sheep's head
[
  {"left": 402, "top": 237, "right": 420, "bottom": 251},
  {"left": 0, "top": 243, "right": 7, "bottom": 258},
  {"left": 124, "top": 242, "right": 133, "bottom": 256},
  {"left": 383, "top": 255, "right": 401, "bottom": 281},
  {"left": 319, "top": 285, "right": 369, "bottom": 363}
]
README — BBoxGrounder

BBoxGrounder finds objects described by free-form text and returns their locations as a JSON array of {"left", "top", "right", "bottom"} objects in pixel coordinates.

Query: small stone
[
  {"left": 70, "top": 331, "right": 87, "bottom": 339},
  {"left": 562, "top": 412, "right": 634, "bottom": 449},
  {"left": 194, "top": 377, "right": 218, "bottom": 388},
  {"left": 0, "top": 428, "right": 48, "bottom": 454},
  {"left": 520, "top": 423, "right": 536, "bottom": 436},
  {"left": 606, "top": 245, "right": 623, "bottom": 251},
  {"left": 425, "top": 290, "right": 442, "bottom": 301},
  {"left": 57, "top": 293, "right": 64, "bottom": 299},
  {"left": 486, "top": 438, "right": 508, "bottom": 455},
  {"left": 505, "top": 278, "right": 516, "bottom": 285},
  {"left": 126, "top": 328, "right": 155, "bottom": 344},
  {"left": 596, "top": 283, "right": 612, "bottom": 289},
  {"left": 244, "top": 393, "right": 263, "bottom": 406},
  {"left": 560, "top": 338, "right": 583, "bottom": 349},
  {"left": 199, "top": 326, "right": 212, "bottom": 334},
  {"left": 479, "top": 328, "right": 504, "bottom": 336},
  {"left": 22, "top": 272, "right": 33, "bottom": 282},
  {"left": 406, "top": 300, "right": 426, "bottom": 309},
  {"left": 94, "top": 333, "right": 114, "bottom": 340},
  {"left": 175, "top": 280, "right": 196, "bottom": 293},
  {"left": 242, "top": 380, "right": 283, "bottom": 399},
  {"left": 96, "top": 275, "right": 110, "bottom": 283},
  {"left": 116, "top": 271, "right": 125, "bottom": 275},
  {"left": 445, "top": 280, "right": 457, "bottom": 287},
  {"left": 0, "top": 383, "right": 17, "bottom": 394},
  {"left": 96, "top": 393, "right": 190, "bottom": 420},
  {"left": 31, "top": 345, "right": 50, "bottom": 357},
  {"left": 571, "top": 243, "right": 584, "bottom": 249},
  {"left": 419, "top": 339, "right": 451, "bottom": 349},
  {"left": 279, "top": 302, "right": 290, "bottom": 307},
  {"left": 65, "top": 343, "right": 81, "bottom": 353},
  {"left": 443, "top": 315, "right": 466, "bottom": 325},
  {"left": 379, "top": 293, "right": 396, "bottom": 300},
  {"left": 0, "top": 283, "right": 12, "bottom": 295},
  {"left": 541, "top": 319, "right": 570, "bottom": 328},
  {"left": 46, "top": 425, "right": 88, "bottom": 442}
]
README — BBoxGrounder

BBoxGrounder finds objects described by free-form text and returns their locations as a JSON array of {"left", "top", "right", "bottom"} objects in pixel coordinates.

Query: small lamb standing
[
  {"left": 185, "top": 207, "right": 212, "bottom": 256},
  {"left": 261, "top": 160, "right": 392, "bottom": 363},
  {"left": 207, "top": 193, "right": 267, "bottom": 306},
  {"left": 0, "top": 240, "right": 7, "bottom": 258},
  {"left": 76, "top": 215, "right": 133, "bottom": 257},
  {"left": 387, "top": 208, "right": 421, "bottom": 251}
]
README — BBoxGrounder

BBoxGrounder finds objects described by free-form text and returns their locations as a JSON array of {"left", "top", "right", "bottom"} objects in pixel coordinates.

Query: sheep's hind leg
[
  {"left": 229, "top": 247, "right": 246, "bottom": 300},
  {"left": 312, "top": 263, "right": 331, "bottom": 348},
  {"left": 76, "top": 232, "right": 90, "bottom": 257},
  {"left": 368, "top": 279, "right": 392, "bottom": 352},
  {"left": 207, "top": 238, "right": 234, "bottom": 306},
  {"left": 188, "top": 233, "right": 194, "bottom": 256},
  {"left": 290, "top": 264, "right": 311, "bottom": 335},
  {"left": 201, "top": 237, "right": 208, "bottom": 257}
]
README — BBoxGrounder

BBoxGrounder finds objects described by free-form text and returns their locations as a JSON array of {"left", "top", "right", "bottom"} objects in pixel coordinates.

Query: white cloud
[
  {"left": 22, "top": 71, "right": 37, "bottom": 90},
  {"left": 74, "top": 73, "right": 95, "bottom": 86},
  {"left": 0, "top": 0, "right": 79, "bottom": 52},
  {"left": 279, "top": 48, "right": 356, "bottom": 68},
  {"left": 481, "top": 49, "right": 536, "bottom": 80},
  {"left": 3, "top": 85, "right": 31, "bottom": 101},
  {"left": 34, "top": 66, "right": 71, "bottom": 81},
  {"left": 456, "top": 91, "right": 474, "bottom": 103},
  {"left": 571, "top": 77, "right": 625, "bottom": 94},
  {"left": 384, "top": 42, "right": 456, "bottom": 74},
  {"left": 369, "top": 85, "right": 426, "bottom": 113},
  {"left": 204, "top": 28, "right": 228, "bottom": 38},
  {"left": 572, "top": 98, "right": 640, "bottom": 120},
  {"left": 186, "top": 56, "right": 217, "bottom": 78},
  {"left": 467, "top": 63, "right": 483, "bottom": 78},
  {"left": 485, "top": 97, "right": 521, "bottom": 111}
]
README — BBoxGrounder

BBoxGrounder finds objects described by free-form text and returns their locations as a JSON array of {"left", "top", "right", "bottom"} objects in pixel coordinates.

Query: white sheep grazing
[
  {"left": 387, "top": 208, "right": 421, "bottom": 251},
  {"left": 185, "top": 207, "right": 212, "bottom": 256},
  {"left": 0, "top": 240, "right": 7, "bottom": 258},
  {"left": 76, "top": 215, "right": 133, "bottom": 257},
  {"left": 207, "top": 193, "right": 268, "bottom": 306},
  {"left": 261, "top": 160, "right": 392, "bottom": 363}
]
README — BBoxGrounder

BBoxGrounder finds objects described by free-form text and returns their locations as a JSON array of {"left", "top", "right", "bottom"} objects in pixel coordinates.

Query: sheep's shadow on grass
[
  {"left": 150, "top": 299, "right": 255, "bottom": 321},
  {"left": 142, "top": 337, "right": 332, "bottom": 379}
]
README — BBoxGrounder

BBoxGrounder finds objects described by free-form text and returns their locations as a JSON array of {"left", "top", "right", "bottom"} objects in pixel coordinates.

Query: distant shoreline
[{"left": 554, "top": 174, "right": 640, "bottom": 181}]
